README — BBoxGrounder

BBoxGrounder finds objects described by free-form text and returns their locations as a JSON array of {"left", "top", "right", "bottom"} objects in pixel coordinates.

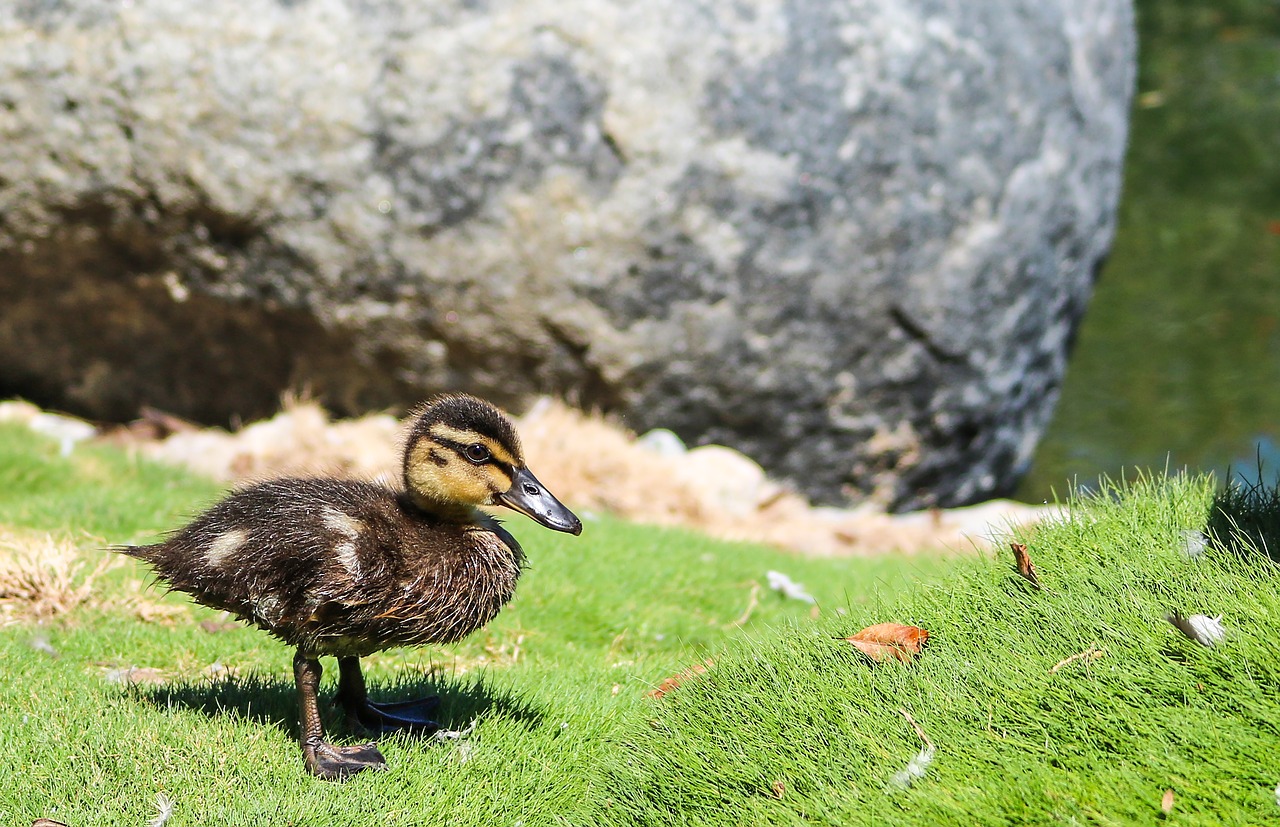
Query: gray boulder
[{"left": 0, "top": 0, "right": 1135, "bottom": 509}]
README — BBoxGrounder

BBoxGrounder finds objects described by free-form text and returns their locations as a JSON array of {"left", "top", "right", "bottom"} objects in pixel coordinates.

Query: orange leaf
[
  {"left": 647, "top": 658, "right": 714, "bottom": 698},
  {"left": 839, "top": 622, "right": 930, "bottom": 663},
  {"left": 1010, "top": 542, "right": 1042, "bottom": 589}
]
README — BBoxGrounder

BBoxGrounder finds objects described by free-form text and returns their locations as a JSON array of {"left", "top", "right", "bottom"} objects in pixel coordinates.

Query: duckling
[{"left": 121, "top": 394, "right": 582, "bottom": 780}]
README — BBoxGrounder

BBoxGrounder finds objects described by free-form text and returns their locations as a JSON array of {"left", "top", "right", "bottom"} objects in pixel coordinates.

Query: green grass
[
  {"left": 1, "top": 424, "right": 1278, "bottom": 825},
  {"left": 0, "top": 424, "right": 948, "bottom": 825},
  {"left": 610, "top": 473, "right": 1280, "bottom": 825}
]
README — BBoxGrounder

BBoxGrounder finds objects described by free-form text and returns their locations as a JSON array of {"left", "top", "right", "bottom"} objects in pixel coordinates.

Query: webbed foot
[
  {"left": 304, "top": 740, "right": 387, "bottom": 781},
  {"left": 350, "top": 695, "right": 442, "bottom": 734},
  {"left": 336, "top": 656, "right": 442, "bottom": 735}
]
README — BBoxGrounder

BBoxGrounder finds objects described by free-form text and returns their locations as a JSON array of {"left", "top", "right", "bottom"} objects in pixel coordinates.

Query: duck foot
[
  {"left": 350, "top": 696, "right": 443, "bottom": 734},
  {"left": 304, "top": 739, "right": 387, "bottom": 781},
  {"left": 336, "top": 656, "right": 441, "bottom": 735}
]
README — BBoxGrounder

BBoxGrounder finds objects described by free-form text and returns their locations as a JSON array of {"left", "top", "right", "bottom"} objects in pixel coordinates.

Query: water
[{"left": 1016, "top": 2, "right": 1280, "bottom": 502}]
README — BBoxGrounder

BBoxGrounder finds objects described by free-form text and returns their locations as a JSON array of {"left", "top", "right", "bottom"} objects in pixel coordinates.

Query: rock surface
[{"left": 0, "top": 0, "right": 1135, "bottom": 509}]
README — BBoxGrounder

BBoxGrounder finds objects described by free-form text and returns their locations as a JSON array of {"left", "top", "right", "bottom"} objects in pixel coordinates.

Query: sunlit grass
[
  {"left": 0, "top": 425, "right": 949, "bottom": 826},
  {"left": 607, "top": 472, "right": 1280, "bottom": 825},
  {"left": 2, "top": 426, "right": 1277, "bottom": 824}
]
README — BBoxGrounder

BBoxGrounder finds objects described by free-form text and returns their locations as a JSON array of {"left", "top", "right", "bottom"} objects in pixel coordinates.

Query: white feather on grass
[
  {"left": 888, "top": 746, "right": 936, "bottom": 789},
  {"left": 433, "top": 719, "right": 479, "bottom": 764},
  {"left": 766, "top": 570, "right": 816, "bottom": 604},
  {"left": 1167, "top": 612, "right": 1226, "bottom": 647},
  {"left": 147, "top": 792, "right": 175, "bottom": 827}
]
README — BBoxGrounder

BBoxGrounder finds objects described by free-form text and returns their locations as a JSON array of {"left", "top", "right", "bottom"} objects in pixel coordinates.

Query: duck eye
[{"left": 464, "top": 443, "right": 491, "bottom": 464}]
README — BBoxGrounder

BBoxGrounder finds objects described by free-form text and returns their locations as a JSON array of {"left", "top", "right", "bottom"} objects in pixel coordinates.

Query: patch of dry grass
[
  {"left": 103, "top": 396, "right": 1049, "bottom": 556},
  {"left": 0, "top": 528, "right": 109, "bottom": 623}
]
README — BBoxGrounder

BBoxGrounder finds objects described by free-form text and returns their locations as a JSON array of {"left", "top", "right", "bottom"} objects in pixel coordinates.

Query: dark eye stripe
[
  {"left": 430, "top": 435, "right": 472, "bottom": 455},
  {"left": 427, "top": 436, "right": 514, "bottom": 478}
]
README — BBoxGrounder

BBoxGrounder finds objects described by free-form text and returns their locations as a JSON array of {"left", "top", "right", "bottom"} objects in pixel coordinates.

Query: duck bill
[{"left": 497, "top": 467, "right": 583, "bottom": 535}]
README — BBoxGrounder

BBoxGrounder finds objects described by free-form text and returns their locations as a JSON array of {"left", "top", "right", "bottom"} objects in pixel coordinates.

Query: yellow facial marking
[
  {"left": 484, "top": 440, "right": 518, "bottom": 467},
  {"left": 426, "top": 425, "right": 520, "bottom": 467},
  {"left": 407, "top": 440, "right": 511, "bottom": 506},
  {"left": 205, "top": 528, "right": 248, "bottom": 567}
]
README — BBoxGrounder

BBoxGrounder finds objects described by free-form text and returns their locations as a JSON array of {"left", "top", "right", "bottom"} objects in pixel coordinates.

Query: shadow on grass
[
  {"left": 132, "top": 667, "right": 545, "bottom": 741},
  {"left": 1205, "top": 467, "right": 1280, "bottom": 566}
]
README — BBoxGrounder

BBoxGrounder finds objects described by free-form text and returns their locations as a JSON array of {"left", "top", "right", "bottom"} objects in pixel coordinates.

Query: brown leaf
[
  {"left": 770, "top": 780, "right": 786, "bottom": 799},
  {"left": 1010, "top": 542, "right": 1042, "bottom": 589},
  {"left": 839, "top": 622, "right": 930, "bottom": 663},
  {"left": 1161, "top": 788, "right": 1175, "bottom": 815},
  {"left": 33, "top": 820, "right": 70, "bottom": 827},
  {"left": 647, "top": 658, "right": 714, "bottom": 698}
]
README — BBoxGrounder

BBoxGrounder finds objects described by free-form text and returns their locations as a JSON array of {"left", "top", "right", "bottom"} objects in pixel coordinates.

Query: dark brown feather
[{"left": 125, "top": 477, "right": 523, "bottom": 657}]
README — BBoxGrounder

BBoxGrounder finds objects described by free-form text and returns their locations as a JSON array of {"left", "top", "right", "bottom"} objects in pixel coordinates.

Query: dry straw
[{"left": 0, "top": 528, "right": 109, "bottom": 623}]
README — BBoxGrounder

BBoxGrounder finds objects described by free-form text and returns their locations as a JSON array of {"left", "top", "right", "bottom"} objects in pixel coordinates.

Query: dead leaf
[
  {"left": 1137, "top": 90, "right": 1166, "bottom": 109},
  {"left": 839, "top": 623, "right": 930, "bottom": 663},
  {"left": 33, "top": 820, "right": 69, "bottom": 827},
  {"left": 647, "top": 658, "right": 714, "bottom": 698},
  {"left": 1010, "top": 542, "right": 1042, "bottom": 590},
  {"left": 1161, "top": 788, "right": 1174, "bottom": 815},
  {"left": 770, "top": 780, "right": 786, "bottom": 799}
]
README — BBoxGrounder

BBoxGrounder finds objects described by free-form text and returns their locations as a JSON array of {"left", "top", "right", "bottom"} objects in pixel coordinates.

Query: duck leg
[
  {"left": 336, "top": 656, "right": 442, "bottom": 734},
  {"left": 293, "top": 651, "right": 386, "bottom": 780}
]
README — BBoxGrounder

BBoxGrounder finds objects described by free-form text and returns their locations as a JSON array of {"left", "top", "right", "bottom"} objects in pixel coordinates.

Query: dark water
[{"left": 1016, "top": 2, "right": 1280, "bottom": 501}]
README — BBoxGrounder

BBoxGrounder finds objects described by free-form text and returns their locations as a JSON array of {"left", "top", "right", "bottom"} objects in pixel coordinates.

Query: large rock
[{"left": 0, "top": 0, "right": 1135, "bottom": 509}]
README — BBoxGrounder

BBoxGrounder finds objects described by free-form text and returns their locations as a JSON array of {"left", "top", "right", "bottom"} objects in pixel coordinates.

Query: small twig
[
  {"left": 888, "top": 708, "right": 936, "bottom": 790},
  {"left": 756, "top": 488, "right": 789, "bottom": 511},
  {"left": 727, "top": 583, "right": 761, "bottom": 627},
  {"left": 899, "top": 707, "right": 934, "bottom": 751},
  {"left": 1050, "top": 645, "right": 1107, "bottom": 674}
]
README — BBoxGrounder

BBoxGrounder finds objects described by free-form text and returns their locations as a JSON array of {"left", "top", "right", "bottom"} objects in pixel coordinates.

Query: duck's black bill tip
[{"left": 497, "top": 468, "right": 583, "bottom": 537}]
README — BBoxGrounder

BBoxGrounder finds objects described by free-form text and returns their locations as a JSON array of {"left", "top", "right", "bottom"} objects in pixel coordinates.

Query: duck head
[{"left": 402, "top": 394, "right": 582, "bottom": 535}]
